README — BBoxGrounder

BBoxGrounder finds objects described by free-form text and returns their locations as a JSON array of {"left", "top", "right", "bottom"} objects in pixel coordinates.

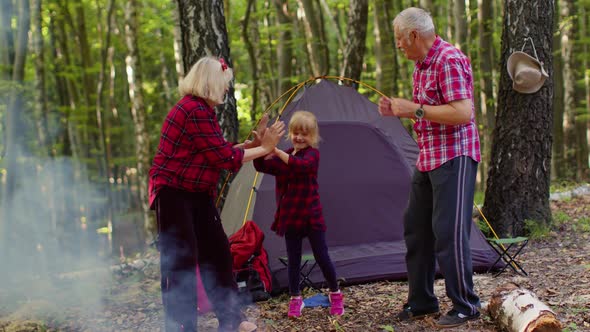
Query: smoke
[{"left": 0, "top": 153, "right": 113, "bottom": 328}]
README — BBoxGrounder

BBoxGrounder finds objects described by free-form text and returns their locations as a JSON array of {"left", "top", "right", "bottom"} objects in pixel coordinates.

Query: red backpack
[{"left": 229, "top": 221, "right": 272, "bottom": 301}]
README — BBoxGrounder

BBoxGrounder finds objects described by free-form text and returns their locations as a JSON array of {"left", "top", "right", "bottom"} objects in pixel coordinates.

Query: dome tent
[{"left": 220, "top": 78, "right": 497, "bottom": 291}]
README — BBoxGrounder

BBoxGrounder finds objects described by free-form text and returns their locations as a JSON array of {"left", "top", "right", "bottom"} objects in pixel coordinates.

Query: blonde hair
[
  {"left": 393, "top": 7, "right": 435, "bottom": 38},
  {"left": 288, "top": 111, "right": 320, "bottom": 148},
  {"left": 178, "top": 56, "right": 234, "bottom": 105}
]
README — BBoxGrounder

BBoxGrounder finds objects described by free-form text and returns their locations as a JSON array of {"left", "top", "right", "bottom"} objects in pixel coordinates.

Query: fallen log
[{"left": 487, "top": 282, "right": 562, "bottom": 332}]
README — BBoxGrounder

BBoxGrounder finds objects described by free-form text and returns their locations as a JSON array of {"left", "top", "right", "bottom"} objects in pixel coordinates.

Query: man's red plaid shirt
[
  {"left": 253, "top": 147, "right": 326, "bottom": 236},
  {"left": 412, "top": 36, "right": 481, "bottom": 172},
  {"left": 148, "top": 95, "right": 244, "bottom": 208}
]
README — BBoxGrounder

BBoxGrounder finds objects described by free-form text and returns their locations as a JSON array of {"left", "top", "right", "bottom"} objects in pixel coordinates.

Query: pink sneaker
[
  {"left": 329, "top": 291, "right": 345, "bottom": 316},
  {"left": 288, "top": 296, "right": 305, "bottom": 318}
]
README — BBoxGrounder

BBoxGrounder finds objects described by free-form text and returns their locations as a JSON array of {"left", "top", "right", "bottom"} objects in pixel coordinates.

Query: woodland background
[{"left": 0, "top": 0, "right": 589, "bottom": 289}]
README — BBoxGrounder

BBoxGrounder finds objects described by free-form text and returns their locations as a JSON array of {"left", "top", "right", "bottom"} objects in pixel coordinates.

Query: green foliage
[
  {"left": 524, "top": 219, "right": 551, "bottom": 240},
  {"left": 573, "top": 216, "right": 590, "bottom": 233},
  {"left": 476, "top": 219, "right": 492, "bottom": 238},
  {"left": 563, "top": 322, "right": 579, "bottom": 332},
  {"left": 473, "top": 191, "right": 485, "bottom": 205},
  {"left": 550, "top": 180, "right": 582, "bottom": 192},
  {"left": 552, "top": 211, "right": 570, "bottom": 225},
  {"left": 380, "top": 325, "right": 395, "bottom": 332}
]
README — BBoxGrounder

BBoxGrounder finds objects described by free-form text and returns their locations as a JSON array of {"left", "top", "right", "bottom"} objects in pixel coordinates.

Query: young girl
[{"left": 253, "top": 111, "right": 344, "bottom": 318}]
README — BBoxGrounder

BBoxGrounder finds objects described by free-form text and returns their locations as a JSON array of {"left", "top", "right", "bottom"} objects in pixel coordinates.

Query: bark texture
[
  {"left": 340, "top": 0, "right": 368, "bottom": 83},
  {"left": 488, "top": 283, "right": 562, "bottom": 332},
  {"left": 176, "top": 0, "right": 238, "bottom": 143},
  {"left": 484, "top": 0, "right": 554, "bottom": 236},
  {"left": 125, "top": 0, "right": 152, "bottom": 241}
]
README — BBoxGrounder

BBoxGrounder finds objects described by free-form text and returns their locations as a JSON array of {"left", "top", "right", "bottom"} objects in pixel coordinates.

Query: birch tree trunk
[
  {"left": 176, "top": 0, "right": 239, "bottom": 143},
  {"left": 124, "top": 0, "right": 152, "bottom": 242},
  {"left": 374, "top": 0, "right": 397, "bottom": 97},
  {"left": 341, "top": 0, "right": 368, "bottom": 83},
  {"left": 483, "top": 0, "right": 554, "bottom": 236},
  {"left": 552, "top": 0, "right": 565, "bottom": 179},
  {"left": 488, "top": 283, "right": 562, "bottom": 332}
]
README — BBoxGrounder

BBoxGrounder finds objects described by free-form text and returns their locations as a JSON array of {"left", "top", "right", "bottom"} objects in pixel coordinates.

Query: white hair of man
[{"left": 393, "top": 7, "right": 435, "bottom": 38}]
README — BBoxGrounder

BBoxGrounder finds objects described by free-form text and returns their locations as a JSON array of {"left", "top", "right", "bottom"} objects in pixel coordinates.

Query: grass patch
[
  {"left": 552, "top": 211, "right": 570, "bottom": 226},
  {"left": 476, "top": 219, "right": 493, "bottom": 238},
  {"left": 473, "top": 191, "right": 485, "bottom": 205},
  {"left": 578, "top": 217, "right": 590, "bottom": 233},
  {"left": 550, "top": 180, "right": 582, "bottom": 193},
  {"left": 524, "top": 219, "right": 551, "bottom": 240}
]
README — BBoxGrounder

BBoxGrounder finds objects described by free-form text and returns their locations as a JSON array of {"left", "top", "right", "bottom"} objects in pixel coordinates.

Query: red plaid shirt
[
  {"left": 253, "top": 147, "right": 326, "bottom": 236},
  {"left": 148, "top": 95, "right": 244, "bottom": 208},
  {"left": 412, "top": 36, "right": 481, "bottom": 171}
]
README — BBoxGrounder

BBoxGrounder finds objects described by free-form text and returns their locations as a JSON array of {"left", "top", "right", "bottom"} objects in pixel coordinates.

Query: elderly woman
[{"left": 149, "top": 56, "right": 284, "bottom": 332}]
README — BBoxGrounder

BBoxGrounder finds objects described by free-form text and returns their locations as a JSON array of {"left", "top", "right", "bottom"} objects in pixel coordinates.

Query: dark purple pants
[
  {"left": 285, "top": 229, "right": 338, "bottom": 296},
  {"left": 155, "top": 187, "right": 241, "bottom": 332}
]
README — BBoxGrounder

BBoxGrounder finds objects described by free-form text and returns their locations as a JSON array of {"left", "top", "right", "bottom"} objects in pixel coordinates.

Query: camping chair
[
  {"left": 278, "top": 254, "right": 321, "bottom": 292},
  {"left": 486, "top": 237, "right": 529, "bottom": 277}
]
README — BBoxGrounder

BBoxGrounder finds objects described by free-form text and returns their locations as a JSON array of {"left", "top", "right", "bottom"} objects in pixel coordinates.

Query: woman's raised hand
[
  {"left": 260, "top": 120, "right": 285, "bottom": 152},
  {"left": 251, "top": 113, "right": 270, "bottom": 147}
]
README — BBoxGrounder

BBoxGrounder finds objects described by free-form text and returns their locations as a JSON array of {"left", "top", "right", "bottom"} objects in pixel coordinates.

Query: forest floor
[{"left": 0, "top": 195, "right": 589, "bottom": 332}]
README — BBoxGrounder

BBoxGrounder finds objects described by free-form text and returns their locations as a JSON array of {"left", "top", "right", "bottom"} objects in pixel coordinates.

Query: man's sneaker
[
  {"left": 435, "top": 309, "right": 480, "bottom": 328},
  {"left": 394, "top": 304, "right": 439, "bottom": 321},
  {"left": 329, "top": 291, "right": 345, "bottom": 316},
  {"left": 288, "top": 296, "right": 305, "bottom": 318}
]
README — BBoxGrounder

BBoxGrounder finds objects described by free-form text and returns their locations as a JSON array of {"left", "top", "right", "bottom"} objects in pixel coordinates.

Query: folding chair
[
  {"left": 278, "top": 254, "right": 321, "bottom": 292},
  {"left": 486, "top": 236, "right": 529, "bottom": 277}
]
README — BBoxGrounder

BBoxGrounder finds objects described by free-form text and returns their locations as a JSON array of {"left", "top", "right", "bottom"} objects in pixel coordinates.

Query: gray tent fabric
[{"left": 220, "top": 79, "right": 497, "bottom": 290}]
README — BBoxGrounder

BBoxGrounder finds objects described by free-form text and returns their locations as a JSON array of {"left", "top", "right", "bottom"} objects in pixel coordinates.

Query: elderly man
[{"left": 378, "top": 7, "right": 481, "bottom": 328}]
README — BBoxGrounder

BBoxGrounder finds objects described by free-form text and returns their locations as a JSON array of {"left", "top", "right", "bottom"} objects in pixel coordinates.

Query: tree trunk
[
  {"left": 124, "top": 0, "right": 151, "bottom": 243},
  {"left": 242, "top": 0, "right": 259, "bottom": 121},
  {"left": 1, "top": 0, "right": 30, "bottom": 279},
  {"left": 488, "top": 283, "right": 562, "bottom": 332},
  {"left": 446, "top": 0, "right": 454, "bottom": 42},
  {"left": 0, "top": 0, "right": 14, "bottom": 79},
  {"left": 420, "top": 0, "right": 435, "bottom": 13},
  {"left": 453, "top": 0, "right": 468, "bottom": 51},
  {"left": 171, "top": 0, "right": 184, "bottom": 84},
  {"left": 483, "top": 0, "right": 554, "bottom": 237},
  {"left": 552, "top": 0, "right": 566, "bottom": 179},
  {"left": 561, "top": 0, "right": 578, "bottom": 178},
  {"left": 341, "top": 0, "right": 368, "bottom": 83},
  {"left": 176, "top": 0, "right": 239, "bottom": 143},
  {"left": 273, "top": 0, "right": 294, "bottom": 98},
  {"left": 479, "top": 0, "right": 496, "bottom": 189},
  {"left": 156, "top": 28, "right": 173, "bottom": 104},
  {"left": 298, "top": 0, "right": 329, "bottom": 76},
  {"left": 319, "top": 0, "right": 344, "bottom": 59},
  {"left": 374, "top": 0, "right": 397, "bottom": 97},
  {"left": 96, "top": 0, "right": 116, "bottom": 253},
  {"left": 31, "top": 0, "right": 49, "bottom": 155},
  {"left": 580, "top": 5, "right": 590, "bottom": 180}
]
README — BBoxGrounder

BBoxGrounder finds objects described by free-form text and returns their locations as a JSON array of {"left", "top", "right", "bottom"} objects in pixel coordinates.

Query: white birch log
[{"left": 488, "top": 283, "right": 562, "bottom": 332}]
